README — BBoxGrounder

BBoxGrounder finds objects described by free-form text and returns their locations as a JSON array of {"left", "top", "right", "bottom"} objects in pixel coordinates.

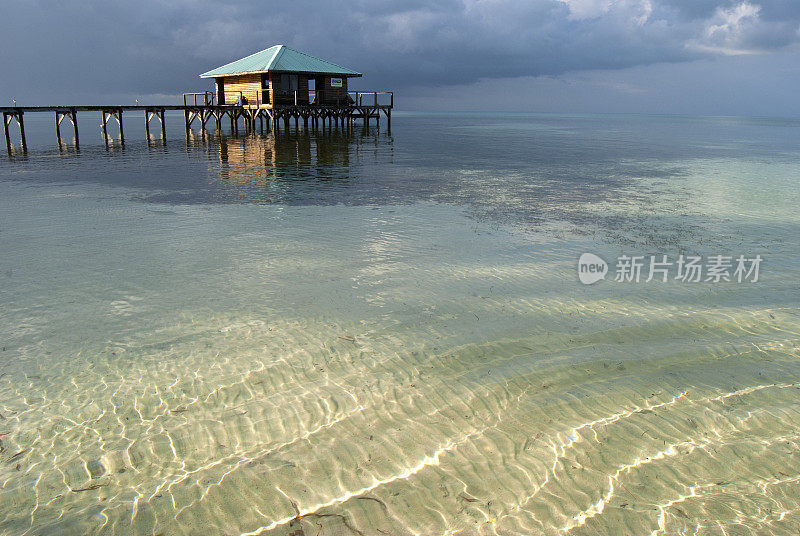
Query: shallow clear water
[{"left": 1, "top": 113, "right": 799, "bottom": 535}]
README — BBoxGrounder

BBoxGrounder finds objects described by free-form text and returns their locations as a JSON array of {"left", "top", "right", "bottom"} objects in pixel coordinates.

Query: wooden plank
[{"left": 220, "top": 74, "right": 262, "bottom": 105}]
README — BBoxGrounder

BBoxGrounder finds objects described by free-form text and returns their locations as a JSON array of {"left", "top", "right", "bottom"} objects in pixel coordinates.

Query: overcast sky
[{"left": 2, "top": 0, "right": 799, "bottom": 115}]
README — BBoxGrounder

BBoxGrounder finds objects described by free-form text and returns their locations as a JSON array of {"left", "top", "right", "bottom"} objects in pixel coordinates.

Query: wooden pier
[
  {"left": 1, "top": 91, "right": 392, "bottom": 154},
  {"left": 3, "top": 45, "right": 395, "bottom": 154}
]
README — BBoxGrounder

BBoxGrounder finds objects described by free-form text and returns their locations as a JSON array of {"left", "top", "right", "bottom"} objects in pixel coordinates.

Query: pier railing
[
  {"left": 351, "top": 92, "right": 393, "bottom": 107},
  {"left": 249, "top": 90, "right": 393, "bottom": 108},
  {"left": 182, "top": 92, "right": 214, "bottom": 106}
]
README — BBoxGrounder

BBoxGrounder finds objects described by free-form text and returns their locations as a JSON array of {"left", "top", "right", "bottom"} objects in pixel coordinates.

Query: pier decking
[
  {"left": 1, "top": 91, "right": 392, "bottom": 153},
  {"left": 182, "top": 90, "right": 392, "bottom": 134}
]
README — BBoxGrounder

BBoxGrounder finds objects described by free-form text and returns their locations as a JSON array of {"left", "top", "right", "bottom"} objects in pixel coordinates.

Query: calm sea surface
[{"left": 1, "top": 112, "right": 799, "bottom": 535}]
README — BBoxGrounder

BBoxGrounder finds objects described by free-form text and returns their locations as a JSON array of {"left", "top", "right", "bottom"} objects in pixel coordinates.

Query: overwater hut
[{"left": 200, "top": 45, "right": 362, "bottom": 107}]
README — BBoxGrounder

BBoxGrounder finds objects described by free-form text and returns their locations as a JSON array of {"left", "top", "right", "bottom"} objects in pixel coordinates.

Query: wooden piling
[
  {"left": 3, "top": 112, "right": 11, "bottom": 153},
  {"left": 117, "top": 109, "right": 124, "bottom": 144},
  {"left": 101, "top": 111, "right": 109, "bottom": 142},
  {"left": 71, "top": 109, "right": 78, "bottom": 145},
  {"left": 16, "top": 112, "right": 26, "bottom": 152},
  {"left": 55, "top": 111, "right": 62, "bottom": 143},
  {"left": 4, "top": 111, "right": 26, "bottom": 152},
  {"left": 146, "top": 108, "right": 166, "bottom": 141},
  {"left": 101, "top": 109, "right": 123, "bottom": 144}
]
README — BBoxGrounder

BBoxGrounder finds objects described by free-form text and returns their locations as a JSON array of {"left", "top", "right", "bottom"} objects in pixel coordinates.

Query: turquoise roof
[{"left": 200, "top": 45, "right": 361, "bottom": 78}]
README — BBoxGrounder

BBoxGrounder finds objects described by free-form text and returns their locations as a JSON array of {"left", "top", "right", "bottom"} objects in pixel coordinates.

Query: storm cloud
[{"left": 1, "top": 0, "right": 799, "bottom": 107}]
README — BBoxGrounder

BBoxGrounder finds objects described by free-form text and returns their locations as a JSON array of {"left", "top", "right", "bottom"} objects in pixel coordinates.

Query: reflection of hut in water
[
  {"left": 212, "top": 133, "right": 353, "bottom": 182},
  {"left": 184, "top": 129, "right": 393, "bottom": 178},
  {"left": 182, "top": 130, "right": 394, "bottom": 203}
]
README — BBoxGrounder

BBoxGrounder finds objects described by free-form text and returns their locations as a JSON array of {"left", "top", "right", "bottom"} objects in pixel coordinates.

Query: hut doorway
[{"left": 281, "top": 74, "right": 299, "bottom": 102}]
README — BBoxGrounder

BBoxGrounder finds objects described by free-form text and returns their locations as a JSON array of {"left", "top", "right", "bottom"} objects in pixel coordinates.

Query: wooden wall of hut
[
  {"left": 220, "top": 74, "right": 262, "bottom": 105},
  {"left": 212, "top": 73, "right": 353, "bottom": 106},
  {"left": 317, "top": 76, "right": 349, "bottom": 105}
]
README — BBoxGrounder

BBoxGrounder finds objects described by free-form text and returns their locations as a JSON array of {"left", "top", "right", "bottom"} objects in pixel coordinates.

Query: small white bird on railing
[
  {"left": 136, "top": 99, "right": 139, "bottom": 105},
  {"left": 12, "top": 99, "right": 16, "bottom": 106}
]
